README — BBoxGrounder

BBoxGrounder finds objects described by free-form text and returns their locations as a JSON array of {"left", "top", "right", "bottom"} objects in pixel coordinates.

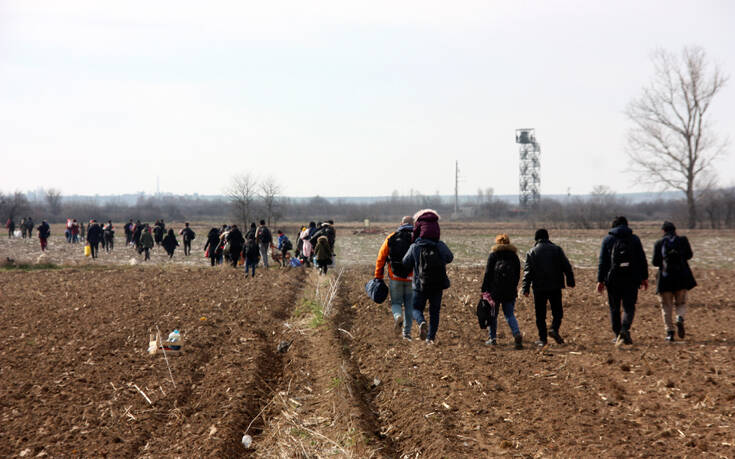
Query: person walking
[
  {"left": 652, "top": 221, "right": 697, "bottom": 342},
  {"left": 86, "top": 220, "right": 103, "bottom": 259},
  {"left": 25, "top": 217, "right": 34, "bottom": 239},
  {"left": 161, "top": 228, "right": 179, "bottom": 259},
  {"left": 6, "top": 218, "right": 15, "bottom": 238},
  {"left": 243, "top": 237, "right": 260, "bottom": 277},
  {"left": 179, "top": 222, "right": 196, "bottom": 256},
  {"left": 522, "top": 229, "right": 575, "bottom": 347},
  {"left": 299, "top": 223, "right": 315, "bottom": 267},
  {"left": 597, "top": 216, "right": 649, "bottom": 346},
  {"left": 227, "top": 224, "right": 245, "bottom": 268},
  {"left": 204, "top": 227, "right": 221, "bottom": 267},
  {"left": 401, "top": 209, "right": 453, "bottom": 344},
  {"left": 482, "top": 234, "right": 523, "bottom": 349},
  {"left": 140, "top": 225, "right": 154, "bottom": 261},
  {"left": 20, "top": 218, "right": 26, "bottom": 238},
  {"left": 124, "top": 219, "right": 134, "bottom": 245},
  {"left": 132, "top": 220, "right": 143, "bottom": 251},
  {"left": 71, "top": 219, "right": 80, "bottom": 243},
  {"left": 37, "top": 220, "right": 50, "bottom": 251},
  {"left": 374, "top": 216, "right": 415, "bottom": 340},
  {"left": 314, "top": 235, "right": 333, "bottom": 274},
  {"left": 255, "top": 220, "right": 273, "bottom": 269},
  {"left": 276, "top": 230, "right": 292, "bottom": 267},
  {"left": 102, "top": 221, "right": 114, "bottom": 252}
]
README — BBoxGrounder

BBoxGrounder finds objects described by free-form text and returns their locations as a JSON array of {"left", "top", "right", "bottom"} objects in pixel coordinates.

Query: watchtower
[{"left": 515, "top": 128, "right": 541, "bottom": 208}]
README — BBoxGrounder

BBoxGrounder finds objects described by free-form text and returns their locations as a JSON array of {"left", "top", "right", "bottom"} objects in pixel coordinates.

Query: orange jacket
[{"left": 374, "top": 231, "right": 412, "bottom": 281}]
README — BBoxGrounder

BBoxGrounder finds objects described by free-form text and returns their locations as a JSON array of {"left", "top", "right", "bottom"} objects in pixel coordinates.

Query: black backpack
[
  {"left": 258, "top": 227, "right": 271, "bottom": 244},
  {"left": 282, "top": 238, "right": 293, "bottom": 251},
  {"left": 387, "top": 230, "right": 412, "bottom": 278},
  {"left": 417, "top": 244, "right": 445, "bottom": 290},
  {"left": 662, "top": 237, "right": 683, "bottom": 276},
  {"left": 183, "top": 228, "right": 195, "bottom": 241},
  {"left": 493, "top": 258, "right": 514, "bottom": 288},
  {"left": 476, "top": 298, "right": 491, "bottom": 329},
  {"left": 607, "top": 236, "right": 634, "bottom": 284}
]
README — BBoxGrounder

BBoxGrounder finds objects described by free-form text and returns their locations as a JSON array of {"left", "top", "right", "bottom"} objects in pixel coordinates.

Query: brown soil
[{"left": 1, "top": 262, "right": 734, "bottom": 457}]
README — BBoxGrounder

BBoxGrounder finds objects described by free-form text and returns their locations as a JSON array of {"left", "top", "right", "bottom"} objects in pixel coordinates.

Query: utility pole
[{"left": 454, "top": 160, "right": 459, "bottom": 213}]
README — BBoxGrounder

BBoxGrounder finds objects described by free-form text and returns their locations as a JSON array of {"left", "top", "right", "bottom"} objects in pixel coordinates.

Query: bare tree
[
  {"left": 259, "top": 176, "right": 282, "bottom": 226},
  {"left": 0, "top": 191, "right": 31, "bottom": 222},
  {"left": 626, "top": 46, "right": 729, "bottom": 228},
  {"left": 45, "top": 188, "right": 63, "bottom": 217},
  {"left": 227, "top": 173, "right": 259, "bottom": 227}
]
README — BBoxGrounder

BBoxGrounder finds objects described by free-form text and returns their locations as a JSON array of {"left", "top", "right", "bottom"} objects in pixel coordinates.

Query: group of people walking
[
  {"left": 5, "top": 217, "right": 34, "bottom": 239},
  {"left": 374, "top": 212, "right": 696, "bottom": 346}
]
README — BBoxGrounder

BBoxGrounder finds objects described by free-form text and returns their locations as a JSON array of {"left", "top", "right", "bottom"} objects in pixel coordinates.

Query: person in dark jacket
[
  {"left": 597, "top": 216, "right": 648, "bottom": 346},
  {"left": 482, "top": 234, "right": 523, "bottom": 349},
  {"left": 37, "top": 220, "right": 50, "bottom": 251},
  {"left": 25, "top": 217, "right": 34, "bottom": 239},
  {"left": 203, "top": 228, "right": 221, "bottom": 267},
  {"left": 103, "top": 221, "right": 114, "bottom": 252},
  {"left": 522, "top": 229, "right": 575, "bottom": 346},
  {"left": 140, "top": 225, "right": 154, "bottom": 261},
  {"left": 401, "top": 218, "right": 453, "bottom": 344},
  {"left": 652, "top": 221, "right": 697, "bottom": 341},
  {"left": 6, "top": 218, "right": 15, "bottom": 238},
  {"left": 227, "top": 225, "right": 245, "bottom": 267},
  {"left": 86, "top": 220, "right": 103, "bottom": 259},
  {"left": 132, "top": 220, "right": 143, "bottom": 249},
  {"left": 124, "top": 219, "right": 134, "bottom": 245},
  {"left": 161, "top": 228, "right": 179, "bottom": 259},
  {"left": 179, "top": 222, "right": 195, "bottom": 256},
  {"left": 243, "top": 238, "right": 261, "bottom": 277},
  {"left": 255, "top": 220, "right": 273, "bottom": 268},
  {"left": 314, "top": 235, "right": 333, "bottom": 274},
  {"left": 153, "top": 220, "right": 164, "bottom": 246}
]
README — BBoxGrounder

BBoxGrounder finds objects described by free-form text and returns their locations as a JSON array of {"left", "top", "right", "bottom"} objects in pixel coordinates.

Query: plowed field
[{"left": 1, "top": 226, "right": 734, "bottom": 457}]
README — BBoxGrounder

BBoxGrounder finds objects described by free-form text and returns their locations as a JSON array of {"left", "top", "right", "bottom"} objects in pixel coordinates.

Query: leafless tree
[
  {"left": 0, "top": 191, "right": 31, "bottom": 222},
  {"left": 227, "top": 173, "right": 259, "bottom": 227},
  {"left": 259, "top": 176, "right": 282, "bottom": 226},
  {"left": 626, "top": 46, "right": 729, "bottom": 228},
  {"left": 45, "top": 188, "right": 63, "bottom": 216}
]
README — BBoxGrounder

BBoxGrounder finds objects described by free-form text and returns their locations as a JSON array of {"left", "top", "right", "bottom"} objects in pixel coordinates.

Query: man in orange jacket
[{"left": 374, "top": 216, "right": 415, "bottom": 340}]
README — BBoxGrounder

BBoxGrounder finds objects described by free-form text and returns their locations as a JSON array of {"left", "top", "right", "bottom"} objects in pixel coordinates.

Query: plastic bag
[{"left": 84, "top": 244, "right": 91, "bottom": 257}]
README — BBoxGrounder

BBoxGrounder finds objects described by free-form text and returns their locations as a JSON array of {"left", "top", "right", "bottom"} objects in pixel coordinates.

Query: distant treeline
[{"left": 2, "top": 188, "right": 734, "bottom": 229}]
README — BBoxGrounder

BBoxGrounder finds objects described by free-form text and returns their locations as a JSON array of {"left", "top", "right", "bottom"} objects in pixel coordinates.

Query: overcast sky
[{"left": 1, "top": 0, "right": 733, "bottom": 198}]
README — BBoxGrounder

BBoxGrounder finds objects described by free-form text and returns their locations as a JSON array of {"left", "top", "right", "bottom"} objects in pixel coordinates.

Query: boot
[
  {"left": 676, "top": 317, "right": 685, "bottom": 338},
  {"left": 514, "top": 333, "right": 523, "bottom": 350},
  {"left": 666, "top": 330, "right": 675, "bottom": 342}
]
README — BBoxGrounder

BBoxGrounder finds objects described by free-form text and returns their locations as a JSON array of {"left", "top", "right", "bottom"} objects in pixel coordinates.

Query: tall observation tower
[{"left": 516, "top": 128, "right": 541, "bottom": 208}]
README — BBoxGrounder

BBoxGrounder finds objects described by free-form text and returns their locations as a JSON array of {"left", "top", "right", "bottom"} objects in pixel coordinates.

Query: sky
[{"left": 1, "top": 0, "right": 733, "bottom": 198}]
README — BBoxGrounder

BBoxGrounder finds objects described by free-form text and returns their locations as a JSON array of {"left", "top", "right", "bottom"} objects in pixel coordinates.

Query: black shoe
[
  {"left": 622, "top": 330, "right": 633, "bottom": 345},
  {"left": 676, "top": 318, "right": 685, "bottom": 339},
  {"left": 666, "top": 331, "right": 675, "bottom": 342},
  {"left": 514, "top": 333, "right": 523, "bottom": 350},
  {"left": 419, "top": 322, "right": 428, "bottom": 341},
  {"left": 549, "top": 330, "right": 565, "bottom": 344}
]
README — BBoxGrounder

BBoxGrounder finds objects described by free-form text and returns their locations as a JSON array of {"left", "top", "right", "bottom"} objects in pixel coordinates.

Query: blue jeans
[
  {"left": 412, "top": 289, "right": 442, "bottom": 341},
  {"left": 389, "top": 279, "right": 414, "bottom": 336},
  {"left": 489, "top": 299, "right": 521, "bottom": 340},
  {"left": 245, "top": 261, "right": 257, "bottom": 276}
]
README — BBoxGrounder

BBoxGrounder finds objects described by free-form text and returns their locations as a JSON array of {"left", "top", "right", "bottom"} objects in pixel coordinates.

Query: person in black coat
[
  {"left": 522, "top": 229, "right": 575, "bottom": 346},
  {"left": 226, "top": 225, "right": 245, "bottom": 267},
  {"left": 161, "top": 229, "right": 179, "bottom": 259},
  {"left": 86, "top": 220, "right": 104, "bottom": 259},
  {"left": 203, "top": 228, "right": 221, "bottom": 267},
  {"left": 652, "top": 221, "right": 697, "bottom": 341},
  {"left": 597, "top": 216, "right": 648, "bottom": 346},
  {"left": 481, "top": 234, "right": 523, "bottom": 349}
]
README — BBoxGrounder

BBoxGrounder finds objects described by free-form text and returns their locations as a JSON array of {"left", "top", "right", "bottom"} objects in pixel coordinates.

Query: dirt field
[{"left": 1, "top": 225, "right": 734, "bottom": 457}]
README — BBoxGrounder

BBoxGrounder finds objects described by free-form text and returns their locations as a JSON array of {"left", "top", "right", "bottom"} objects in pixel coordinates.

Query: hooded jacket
[
  {"left": 401, "top": 237, "right": 453, "bottom": 291},
  {"left": 314, "top": 236, "right": 333, "bottom": 263},
  {"left": 597, "top": 225, "right": 648, "bottom": 286},
  {"left": 482, "top": 243, "right": 521, "bottom": 302},
  {"left": 412, "top": 209, "right": 440, "bottom": 241},
  {"left": 204, "top": 228, "right": 220, "bottom": 256},
  {"left": 652, "top": 233, "right": 697, "bottom": 293},
  {"left": 87, "top": 223, "right": 103, "bottom": 244},
  {"left": 374, "top": 224, "right": 414, "bottom": 281},
  {"left": 162, "top": 230, "right": 179, "bottom": 254},
  {"left": 522, "top": 239, "right": 575, "bottom": 294},
  {"left": 140, "top": 229, "right": 154, "bottom": 249}
]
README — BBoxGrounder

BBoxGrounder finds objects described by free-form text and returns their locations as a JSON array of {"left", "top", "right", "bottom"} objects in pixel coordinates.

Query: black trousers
[
  {"left": 534, "top": 289, "right": 563, "bottom": 341},
  {"left": 607, "top": 286, "right": 638, "bottom": 336},
  {"left": 90, "top": 242, "right": 99, "bottom": 259},
  {"left": 183, "top": 240, "right": 191, "bottom": 255}
]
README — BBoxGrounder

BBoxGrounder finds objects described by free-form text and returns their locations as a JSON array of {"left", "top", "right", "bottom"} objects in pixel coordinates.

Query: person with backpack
[
  {"left": 86, "top": 220, "right": 103, "bottom": 259},
  {"left": 314, "top": 235, "right": 333, "bottom": 274},
  {"left": 103, "top": 221, "right": 114, "bottom": 252},
  {"left": 401, "top": 209, "right": 453, "bottom": 344},
  {"left": 652, "top": 221, "right": 696, "bottom": 342},
  {"left": 255, "top": 220, "right": 273, "bottom": 268},
  {"left": 374, "top": 216, "right": 415, "bottom": 340},
  {"left": 243, "top": 237, "right": 261, "bottom": 277},
  {"left": 522, "top": 229, "right": 575, "bottom": 347},
  {"left": 276, "top": 230, "right": 292, "bottom": 267},
  {"left": 299, "top": 223, "right": 315, "bottom": 267},
  {"left": 597, "top": 216, "right": 649, "bottom": 346},
  {"left": 140, "top": 225, "right": 154, "bottom": 261},
  {"left": 482, "top": 234, "right": 523, "bottom": 349},
  {"left": 179, "top": 222, "right": 196, "bottom": 256},
  {"left": 132, "top": 220, "right": 143, "bottom": 250},
  {"left": 203, "top": 227, "right": 221, "bottom": 267},
  {"left": 37, "top": 220, "right": 50, "bottom": 251},
  {"left": 153, "top": 220, "right": 164, "bottom": 246}
]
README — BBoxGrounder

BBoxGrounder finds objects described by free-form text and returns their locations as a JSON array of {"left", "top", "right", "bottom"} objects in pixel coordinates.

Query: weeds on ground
[
  {"left": 293, "top": 298, "right": 325, "bottom": 328},
  {"left": 1, "top": 260, "right": 59, "bottom": 271}
]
